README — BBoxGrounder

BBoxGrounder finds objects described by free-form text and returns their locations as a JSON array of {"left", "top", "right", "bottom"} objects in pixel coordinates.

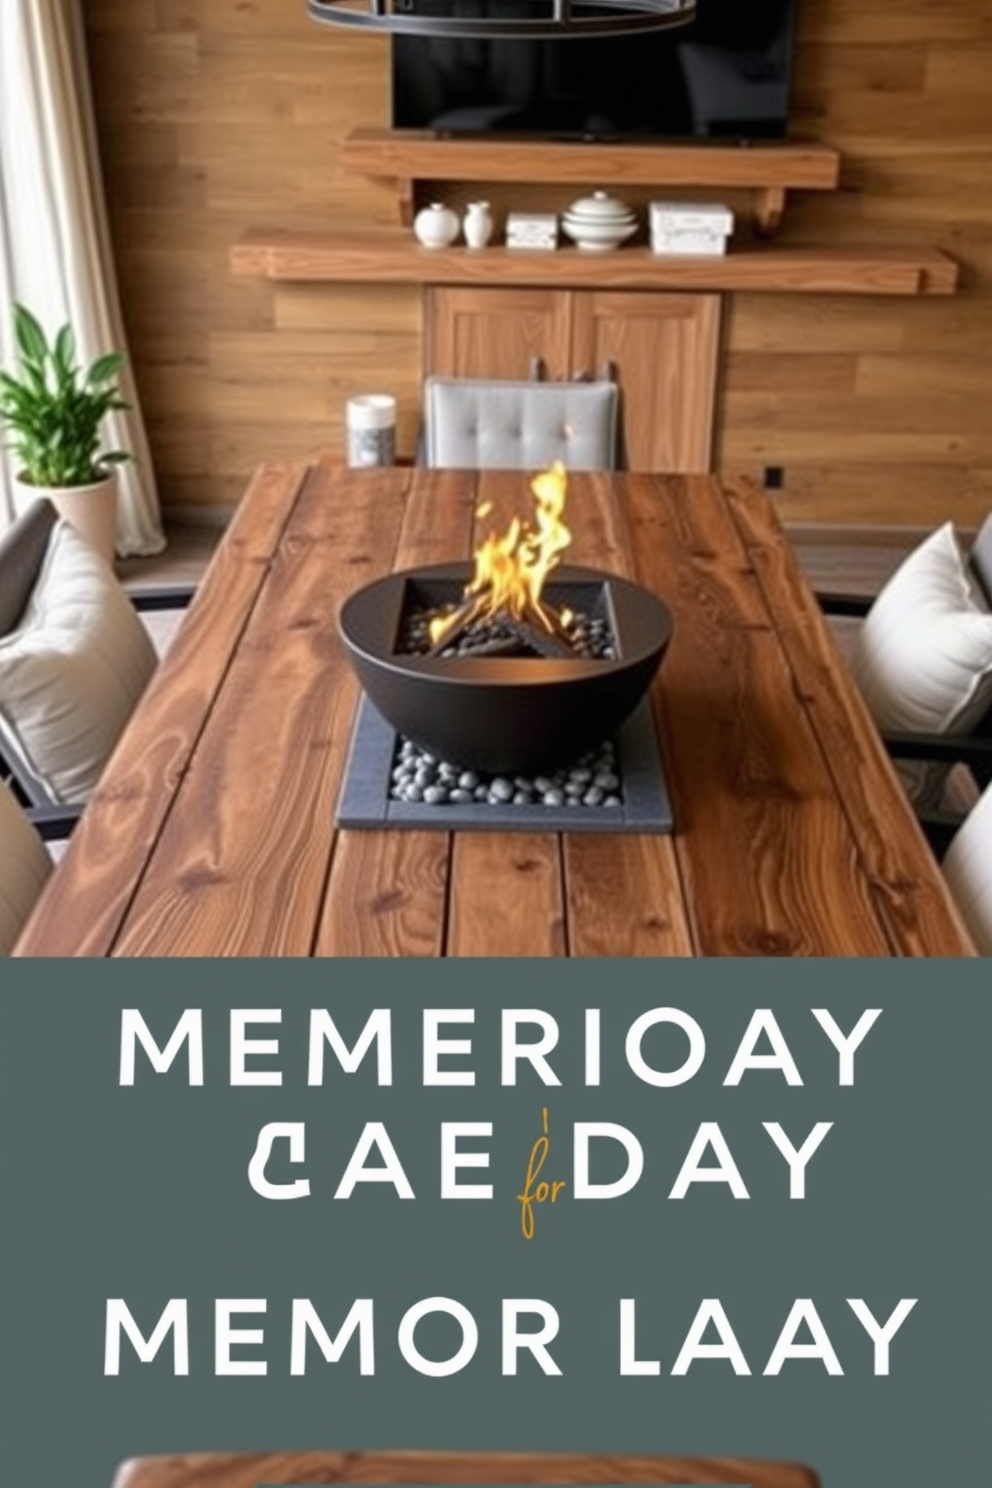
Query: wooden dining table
[{"left": 13, "top": 460, "right": 976, "bottom": 957}]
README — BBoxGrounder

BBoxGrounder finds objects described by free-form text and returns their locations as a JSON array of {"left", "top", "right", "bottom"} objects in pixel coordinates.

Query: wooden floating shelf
[
  {"left": 231, "top": 228, "right": 959, "bottom": 298},
  {"left": 341, "top": 128, "right": 843, "bottom": 186},
  {"left": 341, "top": 128, "right": 844, "bottom": 233}
]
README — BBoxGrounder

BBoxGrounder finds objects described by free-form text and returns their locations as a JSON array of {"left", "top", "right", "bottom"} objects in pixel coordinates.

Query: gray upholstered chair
[
  {"left": 421, "top": 375, "right": 620, "bottom": 471},
  {"left": 0, "top": 775, "right": 53, "bottom": 954},
  {"left": 942, "top": 777, "right": 992, "bottom": 953},
  {"left": 0, "top": 497, "right": 193, "bottom": 816}
]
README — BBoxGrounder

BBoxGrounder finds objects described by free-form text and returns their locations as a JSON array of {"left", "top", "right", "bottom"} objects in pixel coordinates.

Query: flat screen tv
[{"left": 392, "top": 0, "right": 800, "bottom": 143}]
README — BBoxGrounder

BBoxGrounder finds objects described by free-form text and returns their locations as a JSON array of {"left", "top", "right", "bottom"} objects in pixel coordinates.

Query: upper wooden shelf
[
  {"left": 341, "top": 127, "right": 844, "bottom": 233},
  {"left": 230, "top": 228, "right": 959, "bottom": 297}
]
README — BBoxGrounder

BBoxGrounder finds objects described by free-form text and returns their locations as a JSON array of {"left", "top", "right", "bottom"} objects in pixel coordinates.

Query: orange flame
[{"left": 430, "top": 462, "right": 572, "bottom": 647}]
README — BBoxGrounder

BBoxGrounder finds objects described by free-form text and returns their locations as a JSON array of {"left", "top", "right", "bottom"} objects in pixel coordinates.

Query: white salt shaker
[{"left": 463, "top": 200, "right": 494, "bottom": 249}]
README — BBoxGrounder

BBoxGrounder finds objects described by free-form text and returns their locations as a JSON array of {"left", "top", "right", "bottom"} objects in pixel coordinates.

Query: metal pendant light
[{"left": 307, "top": 0, "right": 697, "bottom": 40}]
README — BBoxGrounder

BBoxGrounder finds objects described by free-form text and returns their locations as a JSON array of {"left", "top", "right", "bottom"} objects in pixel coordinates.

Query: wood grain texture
[
  {"left": 624, "top": 475, "right": 895, "bottom": 956},
  {"left": 13, "top": 463, "right": 311, "bottom": 957},
  {"left": 317, "top": 830, "right": 450, "bottom": 956},
  {"left": 314, "top": 464, "right": 476, "bottom": 956},
  {"left": 425, "top": 288, "right": 720, "bottom": 474},
  {"left": 342, "top": 128, "right": 843, "bottom": 190},
  {"left": 447, "top": 831, "right": 567, "bottom": 957},
  {"left": 563, "top": 834, "right": 694, "bottom": 956},
  {"left": 721, "top": 475, "right": 976, "bottom": 957},
  {"left": 112, "top": 1449, "right": 822, "bottom": 1488},
  {"left": 83, "top": 0, "right": 990, "bottom": 525},
  {"left": 230, "top": 230, "right": 958, "bottom": 297},
  {"left": 426, "top": 286, "right": 572, "bottom": 382},
  {"left": 571, "top": 292, "right": 720, "bottom": 472},
  {"left": 14, "top": 466, "right": 978, "bottom": 959},
  {"left": 111, "top": 465, "right": 411, "bottom": 956}
]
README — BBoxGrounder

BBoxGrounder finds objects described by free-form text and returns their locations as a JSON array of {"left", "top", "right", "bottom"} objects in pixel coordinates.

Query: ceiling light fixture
[{"left": 307, "top": 0, "right": 697, "bottom": 41}]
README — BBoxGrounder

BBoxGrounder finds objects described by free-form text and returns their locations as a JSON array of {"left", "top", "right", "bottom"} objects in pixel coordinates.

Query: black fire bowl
[{"left": 336, "top": 563, "right": 673, "bottom": 777}]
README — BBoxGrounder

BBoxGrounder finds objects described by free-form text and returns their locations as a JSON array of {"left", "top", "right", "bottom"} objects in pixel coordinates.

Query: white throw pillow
[
  {"left": 943, "top": 781, "right": 992, "bottom": 955},
  {"left": 0, "top": 520, "right": 157, "bottom": 805},
  {"left": 0, "top": 778, "right": 52, "bottom": 955},
  {"left": 850, "top": 522, "right": 992, "bottom": 806}
]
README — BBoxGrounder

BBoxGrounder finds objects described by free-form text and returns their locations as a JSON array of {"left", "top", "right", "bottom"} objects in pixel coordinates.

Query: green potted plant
[{"left": 0, "top": 301, "right": 132, "bottom": 563}]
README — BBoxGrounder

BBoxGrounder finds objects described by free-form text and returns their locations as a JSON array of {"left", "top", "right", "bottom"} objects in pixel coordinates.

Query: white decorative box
[
  {"left": 506, "top": 212, "right": 559, "bottom": 250},
  {"left": 650, "top": 200, "right": 734, "bottom": 256},
  {"left": 652, "top": 227, "right": 730, "bottom": 257}
]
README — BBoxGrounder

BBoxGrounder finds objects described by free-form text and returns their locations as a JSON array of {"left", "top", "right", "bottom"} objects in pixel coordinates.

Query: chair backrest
[
  {"left": 943, "top": 777, "right": 992, "bottom": 954},
  {"left": 969, "top": 510, "right": 992, "bottom": 605},
  {"left": 0, "top": 499, "right": 158, "bottom": 807},
  {"left": 0, "top": 497, "right": 58, "bottom": 637},
  {"left": 423, "top": 376, "right": 619, "bottom": 471},
  {"left": 0, "top": 776, "right": 52, "bottom": 955}
]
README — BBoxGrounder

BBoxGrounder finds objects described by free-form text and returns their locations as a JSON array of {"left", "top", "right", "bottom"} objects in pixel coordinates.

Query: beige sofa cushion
[
  {"left": 0, "top": 520, "right": 157, "bottom": 805},
  {"left": 850, "top": 522, "right": 992, "bottom": 806}
]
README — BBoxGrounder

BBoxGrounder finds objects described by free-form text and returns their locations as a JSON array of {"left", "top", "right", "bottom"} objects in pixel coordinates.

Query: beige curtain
[{"left": 0, "top": 0, "right": 165, "bottom": 555}]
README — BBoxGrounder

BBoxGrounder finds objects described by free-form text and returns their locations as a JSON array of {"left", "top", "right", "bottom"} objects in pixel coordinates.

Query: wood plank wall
[{"left": 82, "top": 0, "right": 992, "bottom": 528}]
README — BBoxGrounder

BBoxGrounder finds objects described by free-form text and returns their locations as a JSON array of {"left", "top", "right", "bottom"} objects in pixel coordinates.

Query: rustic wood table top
[
  {"left": 111, "top": 1447, "right": 821, "bottom": 1488},
  {"left": 14, "top": 461, "right": 975, "bottom": 958}
]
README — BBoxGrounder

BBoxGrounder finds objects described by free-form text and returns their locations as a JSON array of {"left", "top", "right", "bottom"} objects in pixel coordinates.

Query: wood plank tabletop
[
  {"left": 13, "top": 463, "right": 976, "bottom": 958},
  {"left": 112, "top": 1447, "right": 822, "bottom": 1488}
]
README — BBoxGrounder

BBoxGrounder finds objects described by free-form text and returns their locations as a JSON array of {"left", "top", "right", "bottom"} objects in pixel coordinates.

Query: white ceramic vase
[
  {"left": 413, "top": 202, "right": 460, "bottom": 248},
  {"left": 15, "top": 469, "right": 118, "bottom": 567},
  {"left": 463, "top": 200, "right": 494, "bottom": 249}
]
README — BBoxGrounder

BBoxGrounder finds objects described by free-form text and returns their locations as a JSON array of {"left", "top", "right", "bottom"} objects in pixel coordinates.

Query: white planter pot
[{"left": 14, "top": 470, "right": 118, "bottom": 567}]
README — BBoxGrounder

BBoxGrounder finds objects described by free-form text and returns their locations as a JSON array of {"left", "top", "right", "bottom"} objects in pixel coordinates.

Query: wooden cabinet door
[
  {"left": 425, "top": 286, "right": 572, "bottom": 380},
  {"left": 425, "top": 285, "right": 722, "bottom": 473},
  {"left": 571, "top": 291, "right": 722, "bottom": 472}
]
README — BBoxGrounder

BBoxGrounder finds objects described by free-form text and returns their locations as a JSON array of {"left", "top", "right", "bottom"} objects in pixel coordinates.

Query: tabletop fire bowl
[{"left": 337, "top": 562, "right": 673, "bottom": 778}]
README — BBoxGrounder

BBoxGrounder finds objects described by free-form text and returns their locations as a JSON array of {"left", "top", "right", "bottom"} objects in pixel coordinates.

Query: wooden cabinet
[
  {"left": 426, "top": 286, "right": 570, "bottom": 385},
  {"left": 425, "top": 285, "right": 721, "bottom": 472}
]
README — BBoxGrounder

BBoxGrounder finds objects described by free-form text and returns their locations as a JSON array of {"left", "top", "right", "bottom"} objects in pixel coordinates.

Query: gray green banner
[{"left": 1, "top": 960, "right": 988, "bottom": 1488}]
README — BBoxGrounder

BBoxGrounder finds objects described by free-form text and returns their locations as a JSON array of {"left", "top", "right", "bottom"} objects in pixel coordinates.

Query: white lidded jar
[
  {"left": 413, "top": 201, "right": 460, "bottom": 248},
  {"left": 346, "top": 394, "right": 397, "bottom": 467},
  {"left": 463, "top": 200, "right": 494, "bottom": 249}
]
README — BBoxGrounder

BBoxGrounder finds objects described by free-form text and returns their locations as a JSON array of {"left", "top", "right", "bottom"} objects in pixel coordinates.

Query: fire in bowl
[
  {"left": 337, "top": 562, "right": 671, "bottom": 776},
  {"left": 337, "top": 462, "right": 672, "bottom": 776}
]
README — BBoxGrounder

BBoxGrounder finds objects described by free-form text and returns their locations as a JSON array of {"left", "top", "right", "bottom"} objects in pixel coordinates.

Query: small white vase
[
  {"left": 15, "top": 469, "right": 118, "bottom": 567},
  {"left": 413, "top": 201, "right": 460, "bottom": 248},
  {"left": 463, "top": 200, "right": 494, "bottom": 249}
]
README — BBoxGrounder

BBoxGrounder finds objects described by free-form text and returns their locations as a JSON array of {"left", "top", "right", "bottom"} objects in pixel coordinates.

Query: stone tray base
[{"left": 336, "top": 693, "right": 674, "bottom": 834}]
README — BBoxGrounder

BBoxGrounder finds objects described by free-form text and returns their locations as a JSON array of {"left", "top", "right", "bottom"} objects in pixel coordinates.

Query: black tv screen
[{"left": 392, "top": 0, "right": 800, "bottom": 142}]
